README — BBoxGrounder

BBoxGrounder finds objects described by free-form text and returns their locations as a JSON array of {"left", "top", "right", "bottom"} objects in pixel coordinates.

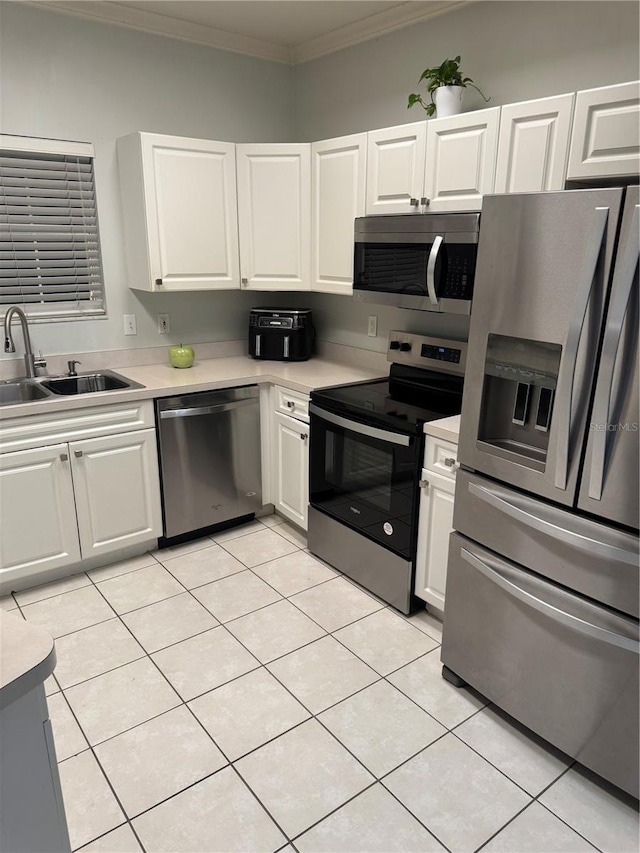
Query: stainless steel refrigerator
[{"left": 441, "top": 187, "right": 639, "bottom": 798}]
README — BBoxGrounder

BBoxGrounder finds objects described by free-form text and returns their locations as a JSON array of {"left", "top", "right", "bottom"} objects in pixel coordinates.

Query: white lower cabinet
[
  {"left": 0, "top": 444, "right": 81, "bottom": 578},
  {"left": 414, "top": 435, "right": 459, "bottom": 613},
  {"left": 71, "top": 429, "right": 162, "bottom": 559},
  {"left": 0, "top": 402, "right": 162, "bottom": 590},
  {"left": 272, "top": 410, "right": 309, "bottom": 530}
]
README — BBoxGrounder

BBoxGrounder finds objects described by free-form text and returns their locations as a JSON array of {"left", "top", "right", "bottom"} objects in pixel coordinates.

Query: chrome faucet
[{"left": 3, "top": 306, "right": 46, "bottom": 378}]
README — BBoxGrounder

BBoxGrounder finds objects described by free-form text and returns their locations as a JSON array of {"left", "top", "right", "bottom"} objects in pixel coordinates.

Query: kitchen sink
[
  {"left": 41, "top": 370, "right": 142, "bottom": 396},
  {"left": 0, "top": 380, "right": 51, "bottom": 405},
  {"left": 0, "top": 370, "right": 143, "bottom": 406}
]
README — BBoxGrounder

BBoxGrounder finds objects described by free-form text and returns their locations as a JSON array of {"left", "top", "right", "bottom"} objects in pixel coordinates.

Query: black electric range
[{"left": 307, "top": 332, "right": 467, "bottom": 614}]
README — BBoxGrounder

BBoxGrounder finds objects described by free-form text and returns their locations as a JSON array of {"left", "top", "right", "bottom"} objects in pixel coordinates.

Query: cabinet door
[
  {"left": 0, "top": 444, "right": 80, "bottom": 584},
  {"left": 138, "top": 134, "right": 240, "bottom": 291},
  {"left": 494, "top": 94, "right": 575, "bottom": 193},
  {"left": 237, "top": 144, "right": 311, "bottom": 291},
  {"left": 414, "top": 468, "right": 456, "bottom": 613},
  {"left": 71, "top": 429, "right": 162, "bottom": 558},
  {"left": 272, "top": 412, "right": 309, "bottom": 530},
  {"left": 424, "top": 107, "right": 500, "bottom": 212},
  {"left": 567, "top": 81, "right": 640, "bottom": 179},
  {"left": 365, "top": 122, "right": 427, "bottom": 215},
  {"left": 311, "top": 134, "right": 366, "bottom": 295}
]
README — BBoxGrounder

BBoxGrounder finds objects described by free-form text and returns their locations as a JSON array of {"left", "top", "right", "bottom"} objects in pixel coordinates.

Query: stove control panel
[{"left": 388, "top": 331, "right": 467, "bottom": 375}]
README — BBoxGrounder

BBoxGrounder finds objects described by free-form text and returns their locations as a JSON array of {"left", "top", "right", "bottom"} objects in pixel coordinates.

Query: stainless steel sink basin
[
  {"left": 0, "top": 380, "right": 50, "bottom": 405},
  {"left": 41, "top": 370, "right": 142, "bottom": 396},
  {"left": 0, "top": 369, "right": 143, "bottom": 406}
]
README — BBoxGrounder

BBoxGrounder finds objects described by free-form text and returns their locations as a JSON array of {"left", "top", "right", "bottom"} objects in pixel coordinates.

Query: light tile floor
[{"left": 7, "top": 514, "right": 639, "bottom": 853}]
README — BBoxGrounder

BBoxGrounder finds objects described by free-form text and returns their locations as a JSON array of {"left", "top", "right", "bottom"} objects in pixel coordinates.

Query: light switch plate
[{"left": 123, "top": 314, "right": 137, "bottom": 335}]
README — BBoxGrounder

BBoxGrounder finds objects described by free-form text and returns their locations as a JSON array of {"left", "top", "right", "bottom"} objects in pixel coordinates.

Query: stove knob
[
  {"left": 399, "top": 342, "right": 412, "bottom": 352},
  {"left": 389, "top": 340, "right": 401, "bottom": 350}
]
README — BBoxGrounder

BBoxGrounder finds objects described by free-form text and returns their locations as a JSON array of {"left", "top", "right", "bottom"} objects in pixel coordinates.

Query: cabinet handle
[
  {"left": 286, "top": 400, "right": 295, "bottom": 408},
  {"left": 410, "top": 197, "right": 419, "bottom": 207},
  {"left": 419, "top": 479, "right": 429, "bottom": 490},
  {"left": 300, "top": 433, "right": 308, "bottom": 441},
  {"left": 155, "top": 278, "right": 163, "bottom": 287},
  {"left": 74, "top": 450, "right": 83, "bottom": 458},
  {"left": 241, "top": 277, "right": 248, "bottom": 286},
  {"left": 444, "top": 457, "right": 457, "bottom": 468},
  {"left": 421, "top": 197, "right": 430, "bottom": 207},
  {"left": 60, "top": 453, "right": 68, "bottom": 462}
]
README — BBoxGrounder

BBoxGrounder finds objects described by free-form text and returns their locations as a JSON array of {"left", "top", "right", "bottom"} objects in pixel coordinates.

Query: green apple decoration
[{"left": 168, "top": 343, "right": 195, "bottom": 369}]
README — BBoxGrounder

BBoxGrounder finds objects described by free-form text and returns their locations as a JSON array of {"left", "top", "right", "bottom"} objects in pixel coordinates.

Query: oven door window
[{"left": 310, "top": 414, "right": 418, "bottom": 558}]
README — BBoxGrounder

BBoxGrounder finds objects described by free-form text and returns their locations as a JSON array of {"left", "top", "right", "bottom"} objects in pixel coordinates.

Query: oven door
[{"left": 309, "top": 403, "right": 420, "bottom": 558}]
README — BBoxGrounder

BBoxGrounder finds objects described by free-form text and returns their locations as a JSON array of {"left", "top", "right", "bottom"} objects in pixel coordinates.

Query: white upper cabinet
[
  {"left": 311, "top": 134, "right": 367, "bottom": 295},
  {"left": 365, "top": 122, "right": 427, "bottom": 215},
  {"left": 567, "top": 81, "right": 640, "bottom": 179},
  {"left": 494, "top": 93, "right": 575, "bottom": 193},
  {"left": 424, "top": 107, "right": 501, "bottom": 212},
  {"left": 236, "top": 144, "right": 311, "bottom": 291},
  {"left": 117, "top": 132, "right": 240, "bottom": 291}
]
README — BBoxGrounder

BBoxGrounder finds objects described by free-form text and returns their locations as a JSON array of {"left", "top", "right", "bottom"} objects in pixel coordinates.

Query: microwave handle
[{"left": 426, "top": 235, "right": 443, "bottom": 306}]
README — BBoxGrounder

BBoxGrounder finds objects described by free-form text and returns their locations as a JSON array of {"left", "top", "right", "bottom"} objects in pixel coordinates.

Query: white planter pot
[{"left": 433, "top": 86, "right": 464, "bottom": 118}]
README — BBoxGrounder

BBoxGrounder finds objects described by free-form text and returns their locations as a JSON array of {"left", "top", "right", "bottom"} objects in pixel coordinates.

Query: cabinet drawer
[
  {"left": 0, "top": 400, "right": 155, "bottom": 454},
  {"left": 423, "top": 435, "right": 459, "bottom": 478},
  {"left": 274, "top": 386, "right": 309, "bottom": 422}
]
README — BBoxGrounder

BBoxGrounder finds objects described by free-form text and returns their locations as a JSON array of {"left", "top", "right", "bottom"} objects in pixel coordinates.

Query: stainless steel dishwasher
[{"left": 156, "top": 386, "right": 262, "bottom": 540}]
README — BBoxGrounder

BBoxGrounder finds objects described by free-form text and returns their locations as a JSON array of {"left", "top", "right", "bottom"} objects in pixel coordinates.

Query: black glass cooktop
[{"left": 311, "top": 364, "right": 464, "bottom": 434}]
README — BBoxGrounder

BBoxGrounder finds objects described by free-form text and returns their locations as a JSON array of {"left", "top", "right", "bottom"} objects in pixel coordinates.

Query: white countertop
[
  {"left": 0, "top": 355, "right": 386, "bottom": 420},
  {"left": 0, "top": 611, "right": 56, "bottom": 709},
  {"left": 424, "top": 414, "right": 461, "bottom": 443}
]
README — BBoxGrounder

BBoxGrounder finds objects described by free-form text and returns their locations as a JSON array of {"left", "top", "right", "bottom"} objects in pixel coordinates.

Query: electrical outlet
[
  {"left": 123, "top": 314, "right": 137, "bottom": 336},
  {"left": 157, "top": 313, "right": 170, "bottom": 334},
  {"left": 367, "top": 315, "right": 378, "bottom": 337}
]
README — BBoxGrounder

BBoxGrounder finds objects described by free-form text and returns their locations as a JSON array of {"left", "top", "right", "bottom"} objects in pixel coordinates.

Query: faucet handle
[{"left": 67, "top": 359, "right": 81, "bottom": 376}]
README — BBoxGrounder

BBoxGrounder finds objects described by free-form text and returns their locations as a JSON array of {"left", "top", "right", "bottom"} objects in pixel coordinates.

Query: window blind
[{"left": 0, "top": 140, "right": 106, "bottom": 319}]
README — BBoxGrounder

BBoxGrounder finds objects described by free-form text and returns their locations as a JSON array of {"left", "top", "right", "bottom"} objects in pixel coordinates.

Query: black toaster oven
[{"left": 249, "top": 308, "right": 315, "bottom": 361}]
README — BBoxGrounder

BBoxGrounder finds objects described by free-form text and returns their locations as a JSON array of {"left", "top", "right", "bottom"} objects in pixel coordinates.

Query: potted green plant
[{"left": 408, "top": 56, "right": 489, "bottom": 118}]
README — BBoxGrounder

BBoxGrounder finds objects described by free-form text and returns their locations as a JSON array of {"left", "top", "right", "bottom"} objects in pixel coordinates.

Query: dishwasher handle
[{"left": 159, "top": 398, "right": 257, "bottom": 419}]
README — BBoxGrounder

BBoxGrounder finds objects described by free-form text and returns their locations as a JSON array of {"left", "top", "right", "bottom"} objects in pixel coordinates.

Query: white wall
[{"left": 0, "top": 3, "right": 294, "bottom": 362}]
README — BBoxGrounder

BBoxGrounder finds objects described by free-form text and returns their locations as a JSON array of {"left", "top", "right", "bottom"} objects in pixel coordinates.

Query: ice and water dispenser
[{"left": 477, "top": 335, "right": 561, "bottom": 471}]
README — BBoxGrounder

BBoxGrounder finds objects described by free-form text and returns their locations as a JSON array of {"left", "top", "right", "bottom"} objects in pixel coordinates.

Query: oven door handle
[{"left": 309, "top": 404, "right": 411, "bottom": 446}]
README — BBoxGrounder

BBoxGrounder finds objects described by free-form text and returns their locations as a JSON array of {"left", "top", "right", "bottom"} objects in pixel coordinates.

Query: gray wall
[
  {"left": 293, "top": 0, "right": 639, "bottom": 352},
  {"left": 294, "top": 1, "right": 640, "bottom": 140},
  {"left": 1, "top": 2, "right": 638, "bottom": 360},
  {"left": 0, "top": 3, "right": 294, "bottom": 361}
]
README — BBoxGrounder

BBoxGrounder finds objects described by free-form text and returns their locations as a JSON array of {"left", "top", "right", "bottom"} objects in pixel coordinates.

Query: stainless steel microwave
[{"left": 353, "top": 212, "right": 480, "bottom": 314}]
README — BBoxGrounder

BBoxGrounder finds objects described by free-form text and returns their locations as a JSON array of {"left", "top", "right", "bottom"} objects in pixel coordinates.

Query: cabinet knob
[
  {"left": 60, "top": 453, "right": 68, "bottom": 462},
  {"left": 300, "top": 433, "right": 308, "bottom": 441},
  {"left": 241, "top": 277, "right": 248, "bottom": 286},
  {"left": 419, "top": 479, "right": 429, "bottom": 489},
  {"left": 444, "top": 457, "right": 458, "bottom": 468},
  {"left": 155, "top": 278, "right": 163, "bottom": 287},
  {"left": 410, "top": 198, "right": 419, "bottom": 207},
  {"left": 421, "top": 197, "right": 430, "bottom": 207},
  {"left": 286, "top": 400, "right": 295, "bottom": 408},
  {"left": 74, "top": 450, "right": 83, "bottom": 458}
]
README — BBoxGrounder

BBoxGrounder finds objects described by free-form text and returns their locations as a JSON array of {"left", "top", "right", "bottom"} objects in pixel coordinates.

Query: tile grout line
[{"left": 26, "top": 526, "right": 612, "bottom": 853}]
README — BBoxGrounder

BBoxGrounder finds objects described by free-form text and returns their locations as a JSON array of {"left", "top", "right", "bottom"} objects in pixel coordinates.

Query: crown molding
[
  {"left": 293, "top": 1, "right": 473, "bottom": 65},
  {"left": 26, "top": 1, "right": 472, "bottom": 66},
  {"left": 27, "top": 1, "right": 294, "bottom": 64}
]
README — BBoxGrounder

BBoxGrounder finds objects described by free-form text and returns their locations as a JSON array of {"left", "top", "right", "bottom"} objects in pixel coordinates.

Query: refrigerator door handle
[
  {"left": 554, "top": 206, "right": 610, "bottom": 490},
  {"left": 426, "top": 235, "right": 443, "bottom": 306},
  {"left": 468, "top": 480, "right": 638, "bottom": 566},
  {"left": 588, "top": 203, "right": 640, "bottom": 500},
  {"left": 460, "top": 547, "right": 639, "bottom": 654}
]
